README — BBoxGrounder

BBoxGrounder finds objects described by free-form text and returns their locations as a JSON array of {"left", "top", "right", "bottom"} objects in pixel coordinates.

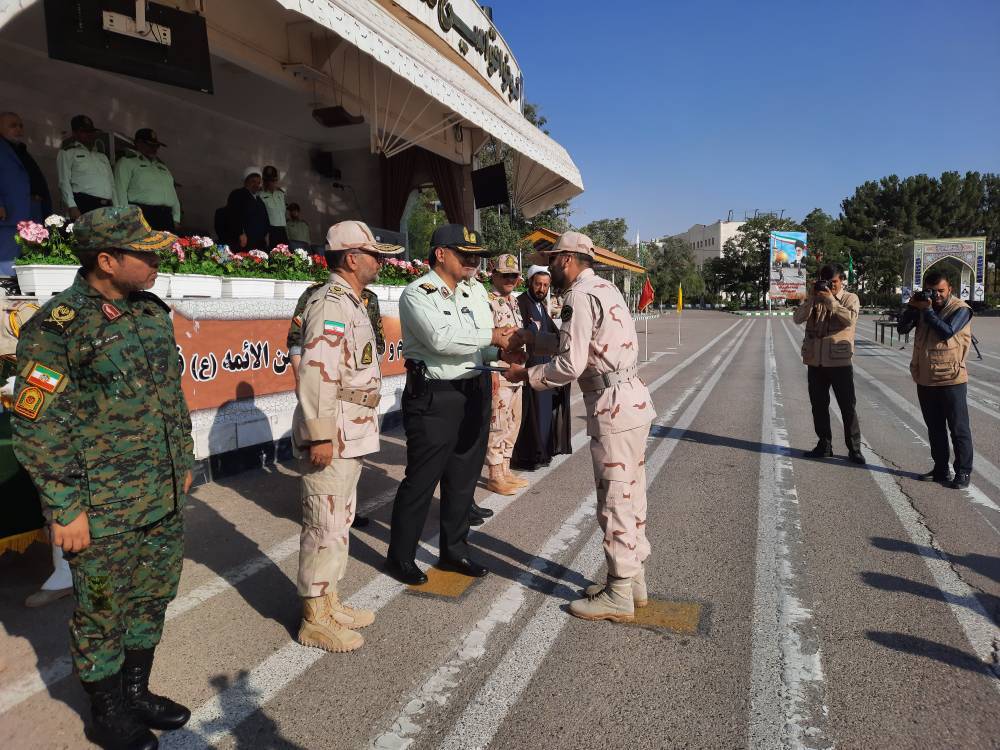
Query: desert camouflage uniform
[
  {"left": 12, "top": 271, "right": 192, "bottom": 681},
  {"left": 530, "top": 268, "right": 654, "bottom": 578},
  {"left": 292, "top": 273, "right": 382, "bottom": 597},
  {"left": 288, "top": 284, "right": 385, "bottom": 358},
  {"left": 486, "top": 288, "right": 523, "bottom": 466}
]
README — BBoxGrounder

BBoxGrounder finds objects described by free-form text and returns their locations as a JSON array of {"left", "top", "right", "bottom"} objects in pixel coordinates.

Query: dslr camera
[
  {"left": 910, "top": 289, "right": 932, "bottom": 302},
  {"left": 813, "top": 280, "right": 832, "bottom": 294}
]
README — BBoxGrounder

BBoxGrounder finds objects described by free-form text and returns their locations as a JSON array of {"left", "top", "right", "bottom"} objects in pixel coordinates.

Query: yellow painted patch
[
  {"left": 631, "top": 598, "right": 703, "bottom": 635},
  {"left": 408, "top": 567, "right": 479, "bottom": 598}
]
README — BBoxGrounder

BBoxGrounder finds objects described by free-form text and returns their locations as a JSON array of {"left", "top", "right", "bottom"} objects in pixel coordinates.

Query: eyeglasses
[{"left": 496, "top": 273, "right": 520, "bottom": 280}]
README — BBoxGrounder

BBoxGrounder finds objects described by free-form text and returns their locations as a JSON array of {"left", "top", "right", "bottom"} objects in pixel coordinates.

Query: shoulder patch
[
  {"left": 14, "top": 386, "right": 45, "bottom": 420},
  {"left": 360, "top": 341, "right": 373, "bottom": 365},
  {"left": 41, "top": 304, "right": 77, "bottom": 334},
  {"left": 419, "top": 283, "right": 438, "bottom": 294},
  {"left": 560, "top": 304, "right": 573, "bottom": 322},
  {"left": 132, "top": 291, "right": 171, "bottom": 313}
]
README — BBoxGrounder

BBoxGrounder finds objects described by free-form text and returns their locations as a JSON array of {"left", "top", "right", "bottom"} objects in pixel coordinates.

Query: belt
[
  {"left": 421, "top": 374, "right": 487, "bottom": 391},
  {"left": 339, "top": 387, "right": 381, "bottom": 408},
  {"left": 578, "top": 364, "right": 638, "bottom": 394}
]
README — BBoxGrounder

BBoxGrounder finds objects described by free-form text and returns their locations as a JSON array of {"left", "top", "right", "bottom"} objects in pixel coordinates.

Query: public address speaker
[{"left": 471, "top": 163, "right": 510, "bottom": 209}]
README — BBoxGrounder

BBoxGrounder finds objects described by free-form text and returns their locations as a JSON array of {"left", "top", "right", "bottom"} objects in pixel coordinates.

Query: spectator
[
  {"left": 286, "top": 202, "right": 311, "bottom": 246},
  {"left": 1, "top": 111, "right": 50, "bottom": 274},
  {"left": 260, "top": 165, "right": 287, "bottom": 246},
  {"left": 226, "top": 167, "right": 269, "bottom": 250},
  {"left": 114, "top": 128, "right": 180, "bottom": 231},
  {"left": 57, "top": 115, "right": 117, "bottom": 218}
]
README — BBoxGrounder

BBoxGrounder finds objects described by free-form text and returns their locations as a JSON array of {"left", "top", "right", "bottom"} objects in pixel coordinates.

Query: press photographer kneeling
[
  {"left": 897, "top": 270, "right": 974, "bottom": 489},
  {"left": 793, "top": 263, "right": 865, "bottom": 464}
]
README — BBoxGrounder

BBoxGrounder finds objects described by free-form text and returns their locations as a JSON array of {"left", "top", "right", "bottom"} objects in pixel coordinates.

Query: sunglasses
[{"left": 496, "top": 272, "right": 520, "bottom": 280}]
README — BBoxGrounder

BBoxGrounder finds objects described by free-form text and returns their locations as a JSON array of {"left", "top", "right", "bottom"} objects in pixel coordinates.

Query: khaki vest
[
  {"left": 799, "top": 292, "right": 859, "bottom": 368},
  {"left": 909, "top": 296, "right": 972, "bottom": 386}
]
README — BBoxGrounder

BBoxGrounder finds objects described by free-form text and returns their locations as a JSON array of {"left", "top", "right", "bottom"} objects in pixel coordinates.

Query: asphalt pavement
[{"left": 2, "top": 311, "right": 998, "bottom": 749}]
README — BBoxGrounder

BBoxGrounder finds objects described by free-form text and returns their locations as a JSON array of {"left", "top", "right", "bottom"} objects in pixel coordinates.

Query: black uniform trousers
[
  {"left": 807, "top": 365, "right": 861, "bottom": 451},
  {"left": 917, "top": 383, "right": 973, "bottom": 474},
  {"left": 388, "top": 373, "right": 491, "bottom": 564},
  {"left": 132, "top": 203, "right": 175, "bottom": 232},
  {"left": 73, "top": 193, "right": 112, "bottom": 214}
]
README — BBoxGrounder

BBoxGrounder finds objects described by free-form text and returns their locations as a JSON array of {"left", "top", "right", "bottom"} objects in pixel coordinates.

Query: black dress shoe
[
  {"left": 437, "top": 556, "right": 489, "bottom": 578},
  {"left": 949, "top": 473, "right": 971, "bottom": 490},
  {"left": 470, "top": 503, "right": 494, "bottom": 519},
  {"left": 803, "top": 441, "right": 833, "bottom": 459},
  {"left": 469, "top": 515, "right": 484, "bottom": 526},
  {"left": 847, "top": 450, "right": 866, "bottom": 465},
  {"left": 352, "top": 514, "right": 370, "bottom": 529},
  {"left": 384, "top": 558, "right": 428, "bottom": 585},
  {"left": 918, "top": 468, "right": 952, "bottom": 483}
]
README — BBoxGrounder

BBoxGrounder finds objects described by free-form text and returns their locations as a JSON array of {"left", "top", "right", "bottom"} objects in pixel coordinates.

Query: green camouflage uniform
[
  {"left": 287, "top": 283, "right": 385, "bottom": 357},
  {"left": 12, "top": 207, "right": 191, "bottom": 682}
]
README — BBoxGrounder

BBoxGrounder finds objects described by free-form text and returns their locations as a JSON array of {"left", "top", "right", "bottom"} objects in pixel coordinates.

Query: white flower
[
  {"left": 198, "top": 236, "right": 214, "bottom": 248},
  {"left": 294, "top": 248, "right": 309, "bottom": 261},
  {"left": 44, "top": 214, "right": 66, "bottom": 228},
  {"left": 65, "top": 223, "right": 75, "bottom": 234}
]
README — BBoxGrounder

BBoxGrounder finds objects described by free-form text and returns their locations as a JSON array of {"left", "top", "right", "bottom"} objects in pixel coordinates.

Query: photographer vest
[
  {"left": 799, "top": 291, "right": 859, "bottom": 368},
  {"left": 909, "top": 296, "right": 972, "bottom": 387}
]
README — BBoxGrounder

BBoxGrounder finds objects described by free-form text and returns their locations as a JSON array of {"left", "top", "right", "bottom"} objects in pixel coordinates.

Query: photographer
[
  {"left": 897, "top": 271, "right": 973, "bottom": 489},
  {"left": 793, "top": 263, "right": 864, "bottom": 464}
]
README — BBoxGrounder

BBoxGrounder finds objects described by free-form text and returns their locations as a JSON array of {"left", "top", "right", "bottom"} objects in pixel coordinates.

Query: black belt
[{"left": 423, "top": 373, "right": 487, "bottom": 391}]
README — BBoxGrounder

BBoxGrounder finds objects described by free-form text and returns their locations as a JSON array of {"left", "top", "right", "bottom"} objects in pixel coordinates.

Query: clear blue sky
[{"left": 494, "top": 0, "right": 1000, "bottom": 239}]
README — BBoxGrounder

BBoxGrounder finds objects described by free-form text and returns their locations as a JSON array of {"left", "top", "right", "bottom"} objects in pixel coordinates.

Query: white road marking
[
  {"left": 748, "top": 321, "right": 834, "bottom": 750},
  {"left": 859, "top": 333, "right": 1000, "bottom": 398},
  {"left": 369, "top": 323, "right": 753, "bottom": 749},
  {"left": 434, "top": 321, "right": 757, "bottom": 750},
  {"left": 158, "top": 320, "right": 752, "bottom": 747}
]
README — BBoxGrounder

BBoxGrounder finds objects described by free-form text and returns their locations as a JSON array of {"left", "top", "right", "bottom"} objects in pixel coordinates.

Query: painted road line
[
  {"left": 369, "top": 322, "right": 756, "bottom": 750},
  {"left": 749, "top": 321, "right": 834, "bottom": 750},
  {"left": 159, "top": 321, "right": 753, "bottom": 748},
  {"left": 434, "top": 321, "right": 757, "bottom": 750},
  {"left": 780, "top": 321, "right": 1000, "bottom": 536},
  {"left": 859, "top": 333, "right": 1000, "bottom": 398}
]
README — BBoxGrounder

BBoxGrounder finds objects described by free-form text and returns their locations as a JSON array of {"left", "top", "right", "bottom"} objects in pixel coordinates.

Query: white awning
[{"left": 275, "top": 0, "right": 584, "bottom": 217}]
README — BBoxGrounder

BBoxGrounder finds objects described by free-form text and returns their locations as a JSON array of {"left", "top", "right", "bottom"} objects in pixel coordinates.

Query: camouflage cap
[
  {"left": 325, "top": 220, "right": 403, "bottom": 255},
  {"left": 527, "top": 230, "right": 596, "bottom": 265},
  {"left": 72, "top": 206, "right": 177, "bottom": 254},
  {"left": 489, "top": 253, "right": 521, "bottom": 274}
]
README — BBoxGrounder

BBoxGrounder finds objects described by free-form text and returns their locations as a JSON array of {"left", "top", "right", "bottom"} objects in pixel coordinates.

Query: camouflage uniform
[
  {"left": 12, "top": 212, "right": 191, "bottom": 682},
  {"left": 287, "top": 284, "right": 385, "bottom": 359}
]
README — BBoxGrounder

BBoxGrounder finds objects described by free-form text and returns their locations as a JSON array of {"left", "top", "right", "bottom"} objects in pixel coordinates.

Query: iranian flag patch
[
  {"left": 26, "top": 363, "right": 64, "bottom": 394},
  {"left": 324, "top": 320, "right": 346, "bottom": 337}
]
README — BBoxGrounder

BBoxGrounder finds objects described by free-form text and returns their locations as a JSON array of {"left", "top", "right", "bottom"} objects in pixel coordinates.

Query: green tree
[
  {"left": 576, "top": 217, "right": 629, "bottom": 253},
  {"left": 406, "top": 188, "right": 446, "bottom": 261},
  {"left": 647, "top": 237, "right": 703, "bottom": 303},
  {"left": 720, "top": 214, "right": 802, "bottom": 307}
]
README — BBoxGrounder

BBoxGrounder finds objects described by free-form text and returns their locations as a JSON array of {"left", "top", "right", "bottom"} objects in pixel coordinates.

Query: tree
[
  {"left": 406, "top": 188, "right": 446, "bottom": 261},
  {"left": 719, "top": 214, "right": 802, "bottom": 307},
  {"left": 648, "top": 237, "right": 702, "bottom": 303},
  {"left": 576, "top": 218, "right": 629, "bottom": 253}
]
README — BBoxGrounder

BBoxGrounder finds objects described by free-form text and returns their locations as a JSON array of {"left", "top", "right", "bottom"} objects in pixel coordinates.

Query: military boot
[
  {"left": 82, "top": 673, "right": 158, "bottom": 750},
  {"left": 485, "top": 464, "right": 518, "bottom": 495},
  {"left": 503, "top": 459, "right": 529, "bottom": 489},
  {"left": 327, "top": 592, "right": 375, "bottom": 629},
  {"left": 569, "top": 575, "right": 635, "bottom": 623},
  {"left": 298, "top": 595, "right": 363, "bottom": 652},
  {"left": 123, "top": 648, "right": 191, "bottom": 730},
  {"left": 584, "top": 564, "right": 648, "bottom": 607}
]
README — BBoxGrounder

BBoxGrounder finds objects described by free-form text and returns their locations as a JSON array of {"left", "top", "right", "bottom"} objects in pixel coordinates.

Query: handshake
[{"left": 490, "top": 326, "right": 534, "bottom": 382}]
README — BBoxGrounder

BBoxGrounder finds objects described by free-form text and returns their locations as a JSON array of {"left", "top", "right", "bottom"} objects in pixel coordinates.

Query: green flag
[{"left": 848, "top": 254, "right": 856, "bottom": 286}]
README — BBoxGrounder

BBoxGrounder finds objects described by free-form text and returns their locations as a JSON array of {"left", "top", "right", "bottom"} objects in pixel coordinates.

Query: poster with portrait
[{"left": 769, "top": 231, "right": 809, "bottom": 301}]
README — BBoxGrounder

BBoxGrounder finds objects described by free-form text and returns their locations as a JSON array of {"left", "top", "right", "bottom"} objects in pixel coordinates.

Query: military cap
[
  {"left": 134, "top": 128, "right": 166, "bottom": 147},
  {"left": 325, "top": 220, "right": 404, "bottom": 255},
  {"left": 70, "top": 114, "right": 98, "bottom": 133},
  {"left": 73, "top": 206, "right": 176, "bottom": 253},
  {"left": 489, "top": 253, "right": 521, "bottom": 274},
  {"left": 430, "top": 223, "right": 498, "bottom": 255},
  {"left": 528, "top": 230, "right": 596, "bottom": 265}
]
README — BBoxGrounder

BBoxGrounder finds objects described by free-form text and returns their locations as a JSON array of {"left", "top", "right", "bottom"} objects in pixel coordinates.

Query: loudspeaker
[
  {"left": 471, "top": 162, "right": 509, "bottom": 209},
  {"left": 310, "top": 150, "right": 341, "bottom": 181}
]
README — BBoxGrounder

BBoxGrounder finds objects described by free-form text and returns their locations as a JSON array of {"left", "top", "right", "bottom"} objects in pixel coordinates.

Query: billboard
[{"left": 769, "top": 231, "right": 809, "bottom": 301}]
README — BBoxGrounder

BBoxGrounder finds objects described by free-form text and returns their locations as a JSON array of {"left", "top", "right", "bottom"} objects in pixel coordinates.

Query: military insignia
[
  {"left": 101, "top": 302, "right": 123, "bottom": 322},
  {"left": 324, "top": 320, "right": 346, "bottom": 337},
  {"left": 45, "top": 304, "right": 76, "bottom": 330},
  {"left": 292, "top": 315, "right": 303, "bottom": 327},
  {"left": 24, "top": 362, "right": 65, "bottom": 394},
  {"left": 139, "top": 213, "right": 152, "bottom": 232},
  {"left": 330, "top": 285, "right": 346, "bottom": 295},
  {"left": 504, "top": 256, "right": 516, "bottom": 270},
  {"left": 14, "top": 386, "right": 44, "bottom": 420},
  {"left": 463, "top": 227, "right": 477, "bottom": 243},
  {"left": 440, "top": 286, "right": 453, "bottom": 299},
  {"left": 561, "top": 305, "right": 573, "bottom": 322},
  {"left": 361, "top": 342, "right": 373, "bottom": 365},
  {"left": 419, "top": 283, "right": 438, "bottom": 294}
]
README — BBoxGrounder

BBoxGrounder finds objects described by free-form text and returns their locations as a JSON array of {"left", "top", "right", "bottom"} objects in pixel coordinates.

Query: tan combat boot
[
  {"left": 298, "top": 596, "right": 363, "bottom": 652},
  {"left": 327, "top": 592, "right": 375, "bottom": 629},
  {"left": 569, "top": 575, "right": 635, "bottom": 623},
  {"left": 584, "top": 564, "right": 648, "bottom": 607},
  {"left": 503, "top": 459, "right": 529, "bottom": 489},
  {"left": 485, "top": 464, "right": 518, "bottom": 495}
]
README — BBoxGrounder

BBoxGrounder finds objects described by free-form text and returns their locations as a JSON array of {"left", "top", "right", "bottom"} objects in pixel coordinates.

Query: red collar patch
[{"left": 102, "top": 303, "right": 123, "bottom": 322}]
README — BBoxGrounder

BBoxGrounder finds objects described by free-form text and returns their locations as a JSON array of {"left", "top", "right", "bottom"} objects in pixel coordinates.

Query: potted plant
[
  {"left": 221, "top": 249, "right": 275, "bottom": 298},
  {"left": 164, "top": 237, "right": 225, "bottom": 298},
  {"left": 270, "top": 245, "right": 316, "bottom": 299},
  {"left": 370, "top": 256, "right": 426, "bottom": 300},
  {"left": 12, "top": 216, "right": 81, "bottom": 297}
]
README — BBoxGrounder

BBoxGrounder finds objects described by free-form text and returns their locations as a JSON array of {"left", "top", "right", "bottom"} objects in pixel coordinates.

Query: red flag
[{"left": 638, "top": 277, "right": 655, "bottom": 311}]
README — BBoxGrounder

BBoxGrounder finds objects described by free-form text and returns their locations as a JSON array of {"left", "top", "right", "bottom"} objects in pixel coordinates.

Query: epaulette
[
  {"left": 61, "top": 139, "right": 83, "bottom": 151},
  {"left": 419, "top": 283, "right": 438, "bottom": 294},
  {"left": 327, "top": 284, "right": 347, "bottom": 297},
  {"left": 38, "top": 301, "right": 79, "bottom": 335},
  {"left": 132, "top": 290, "right": 171, "bottom": 313},
  {"left": 488, "top": 291, "right": 498, "bottom": 301}
]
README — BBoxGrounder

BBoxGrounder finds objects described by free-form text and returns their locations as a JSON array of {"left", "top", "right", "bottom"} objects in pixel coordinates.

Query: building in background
[{"left": 669, "top": 220, "right": 744, "bottom": 267}]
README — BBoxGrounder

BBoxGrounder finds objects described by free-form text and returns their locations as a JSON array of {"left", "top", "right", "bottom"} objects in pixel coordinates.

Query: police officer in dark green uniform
[{"left": 12, "top": 206, "right": 193, "bottom": 750}]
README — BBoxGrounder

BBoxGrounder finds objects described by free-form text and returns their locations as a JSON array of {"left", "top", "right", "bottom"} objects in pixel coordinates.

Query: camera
[
  {"left": 911, "top": 289, "right": 932, "bottom": 302},
  {"left": 814, "top": 280, "right": 831, "bottom": 294}
]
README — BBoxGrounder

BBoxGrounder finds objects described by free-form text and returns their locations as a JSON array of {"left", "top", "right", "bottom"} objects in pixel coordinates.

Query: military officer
[
  {"left": 260, "top": 165, "right": 288, "bottom": 246},
  {"left": 484, "top": 253, "right": 528, "bottom": 496},
  {"left": 114, "top": 129, "right": 180, "bottom": 232},
  {"left": 505, "top": 231, "right": 654, "bottom": 623},
  {"left": 293, "top": 220, "right": 403, "bottom": 653},
  {"left": 56, "top": 115, "right": 117, "bottom": 219},
  {"left": 12, "top": 206, "right": 192, "bottom": 750},
  {"left": 384, "top": 224, "right": 518, "bottom": 585}
]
